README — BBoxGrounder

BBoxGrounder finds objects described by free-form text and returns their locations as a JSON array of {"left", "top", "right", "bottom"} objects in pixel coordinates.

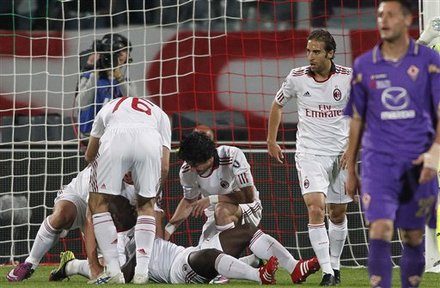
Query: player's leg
[
  {"left": 361, "top": 151, "right": 399, "bottom": 288},
  {"left": 327, "top": 203, "right": 347, "bottom": 284},
  {"left": 217, "top": 223, "right": 319, "bottom": 284},
  {"left": 296, "top": 153, "right": 334, "bottom": 284},
  {"left": 6, "top": 199, "right": 78, "bottom": 282},
  {"left": 188, "top": 248, "right": 278, "bottom": 284},
  {"left": 397, "top": 175, "right": 438, "bottom": 288}
]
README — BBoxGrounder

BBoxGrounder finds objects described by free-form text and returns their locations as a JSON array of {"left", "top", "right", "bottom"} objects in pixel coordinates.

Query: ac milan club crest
[
  {"left": 304, "top": 178, "right": 310, "bottom": 189},
  {"left": 220, "top": 180, "right": 230, "bottom": 189},
  {"left": 333, "top": 88, "right": 342, "bottom": 101}
]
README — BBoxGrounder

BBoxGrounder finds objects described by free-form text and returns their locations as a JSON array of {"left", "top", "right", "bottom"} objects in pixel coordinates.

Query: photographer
[{"left": 75, "top": 33, "right": 137, "bottom": 138}]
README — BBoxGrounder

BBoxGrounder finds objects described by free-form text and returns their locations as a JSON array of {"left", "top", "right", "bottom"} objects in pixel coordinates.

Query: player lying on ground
[
  {"left": 51, "top": 223, "right": 320, "bottom": 284},
  {"left": 6, "top": 166, "right": 163, "bottom": 282}
]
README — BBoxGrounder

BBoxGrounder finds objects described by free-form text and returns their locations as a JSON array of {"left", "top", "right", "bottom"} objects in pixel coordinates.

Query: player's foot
[
  {"left": 6, "top": 262, "right": 34, "bottom": 282},
  {"left": 291, "top": 256, "right": 320, "bottom": 284},
  {"left": 49, "top": 251, "right": 76, "bottom": 281},
  {"left": 333, "top": 269, "right": 341, "bottom": 284},
  {"left": 132, "top": 273, "right": 148, "bottom": 284},
  {"left": 87, "top": 271, "right": 125, "bottom": 284},
  {"left": 320, "top": 273, "right": 336, "bottom": 286},
  {"left": 209, "top": 275, "right": 230, "bottom": 284},
  {"left": 259, "top": 256, "right": 278, "bottom": 285}
]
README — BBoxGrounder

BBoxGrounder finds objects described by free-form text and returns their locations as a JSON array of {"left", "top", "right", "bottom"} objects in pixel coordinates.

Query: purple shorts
[{"left": 360, "top": 150, "right": 438, "bottom": 229}]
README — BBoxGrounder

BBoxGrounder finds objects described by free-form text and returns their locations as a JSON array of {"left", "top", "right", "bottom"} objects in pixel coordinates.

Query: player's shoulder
[
  {"left": 289, "top": 65, "right": 311, "bottom": 77},
  {"left": 334, "top": 64, "right": 352, "bottom": 75},
  {"left": 217, "top": 145, "right": 238, "bottom": 165}
]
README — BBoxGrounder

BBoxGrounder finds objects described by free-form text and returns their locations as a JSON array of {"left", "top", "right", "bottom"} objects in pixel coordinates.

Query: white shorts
[
  {"left": 90, "top": 127, "right": 162, "bottom": 198},
  {"left": 53, "top": 190, "right": 87, "bottom": 231},
  {"left": 295, "top": 152, "right": 352, "bottom": 204},
  {"left": 198, "top": 199, "right": 262, "bottom": 243},
  {"left": 169, "top": 246, "right": 210, "bottom": 284}
]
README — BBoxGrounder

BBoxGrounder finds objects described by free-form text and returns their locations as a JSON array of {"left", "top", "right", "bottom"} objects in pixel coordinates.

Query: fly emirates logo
[{"left": 305, "top": 104, "right": 344, "bottom": 118}]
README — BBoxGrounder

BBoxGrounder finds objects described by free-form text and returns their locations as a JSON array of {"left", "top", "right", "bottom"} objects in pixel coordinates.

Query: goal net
[{"left": 0, "top": 0, "right": 432, "bottom": 268}]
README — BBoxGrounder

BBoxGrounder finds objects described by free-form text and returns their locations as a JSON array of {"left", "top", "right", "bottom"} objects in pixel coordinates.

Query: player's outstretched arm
[{"left": 164, "top": 197, "right": 196, "bottom": 240}]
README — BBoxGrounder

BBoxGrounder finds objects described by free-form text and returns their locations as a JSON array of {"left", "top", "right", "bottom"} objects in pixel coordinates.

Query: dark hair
[
  {"left": 380, "top": 0, "right": 412, "bottom": 15},
  {"left": 98, "top": 33, "right": 133, "bottom": 69},
  {"left": 308, "top": 29, "right": 337, "bottom": 55},
  {"left": 178, "top": 132, "right": 216, "bottom": 165}
]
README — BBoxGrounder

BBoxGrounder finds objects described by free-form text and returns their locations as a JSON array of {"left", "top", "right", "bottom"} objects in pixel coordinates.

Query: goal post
[{"left": 0, "top": 0, "right": 429, "bottom": 269}]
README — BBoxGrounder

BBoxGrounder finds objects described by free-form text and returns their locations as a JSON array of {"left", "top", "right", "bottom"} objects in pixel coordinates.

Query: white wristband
[
  {"left": 208, "top": 195, "right": 219, "bottom": 205},
  {"left": 164, "top": 223, "right": 176, "bottom": 235}
]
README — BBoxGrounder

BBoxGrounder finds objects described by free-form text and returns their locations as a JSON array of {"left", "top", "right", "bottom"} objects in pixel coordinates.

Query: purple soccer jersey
[
  {"left": 346, "top": 40, "right": 440, "bottom": 227},
  {"left": 347, "top": 40, "right": 440, "bottom": 160}
]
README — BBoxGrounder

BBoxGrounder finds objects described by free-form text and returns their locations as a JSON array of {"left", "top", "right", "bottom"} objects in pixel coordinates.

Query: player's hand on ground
[
  {"left": 345, "top": 171, "right": 359, "bottom": 203},
  {"left": 191, "top": 197, "right": 210, "bottom": 217},
  {"left": 267, "top": 141, "right": 284, "bottom": 163}
]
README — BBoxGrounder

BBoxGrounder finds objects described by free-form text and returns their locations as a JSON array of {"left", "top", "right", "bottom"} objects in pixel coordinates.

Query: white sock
[
  {"left": 249, "top": 229, "right": 297, "bottom": 274},
  {"left": 25, "top": 217, "right": 61, "bottom": 269},
  {"left": 215, "top": 222, "right": 235, "bottom": 232},
  {"left": 134, "top": 215, "right": 156, "bottom": 276},
  {"left": 239, "top": 254, "right": 260, "bottom": 268},
  {"left": 215, "top": 254, "right": 259, "bottom": 283},
  {"left": 329, "top": 217, "right": 347, "bottom": 270},
  {"left": 65, "top": 259, "right": 91, "bottom": 279},
  {"left": 92, "top": 212, "right": 120, "bottom": 276},
  {"left": 308, "top": 223, "right": 333, "bottom": 275}
]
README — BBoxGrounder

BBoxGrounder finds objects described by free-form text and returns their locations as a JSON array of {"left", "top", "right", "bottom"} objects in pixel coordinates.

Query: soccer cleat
[
  {"left": 6, "top": 262, "right": 34, "bottom": 282},
  {"left": 209, "top": 274, "right": 230, "bottom": 284},
  {"left": 49, "top": 251, "right": 76, "bottom": 281},
  {"left": 320, "top": 273, "right": 336, "bottom": 286},
  {"left": 258, "top": 256, "right": 278, "bottom": 285},
  {"left": 87, "top": 271, "right": 125, "bottom": 284},
  {"left": 333, "top": 269, "right": 341, "bottom": 284},
  {"left": 291, "top": 256, "right": 320, "bottom": 284},
  {"left": 132, "top": 273, "right": 149, "bottom": 284}
]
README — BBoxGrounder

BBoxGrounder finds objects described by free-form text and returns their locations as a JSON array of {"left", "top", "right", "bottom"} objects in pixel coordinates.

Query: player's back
[{"left": 98, "top": 96, "right": 166, "bottom": 131}]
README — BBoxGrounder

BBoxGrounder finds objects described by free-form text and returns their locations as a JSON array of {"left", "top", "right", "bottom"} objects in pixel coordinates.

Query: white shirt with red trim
[
  {"left": 275, "top": 64, "right": 352, "bottom": 155},
  {"left": 179, "top": 145, "right": 259, "bottom": 200}
]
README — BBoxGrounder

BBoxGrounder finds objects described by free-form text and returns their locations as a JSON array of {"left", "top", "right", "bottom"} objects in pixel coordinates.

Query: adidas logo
[
  {"left": 303, "top": 91, "right": 311, "bottom": 97},
  {"left": 95, "top": 276, "right": 111, "bottom": 284}
]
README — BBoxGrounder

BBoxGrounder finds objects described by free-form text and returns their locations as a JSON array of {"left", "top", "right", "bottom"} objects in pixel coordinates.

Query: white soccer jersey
[
  {"left": 179, "top": 145, "right": 259, "bottom": 201},
  {"left": 89, "top": 96, "right": 171, "bottom": 198},
  {"left": 90, "top": 96, "right": 171, "bottom": 151},
  {"left": 276, "top": 64, "right": 352, "bottom": 155}
]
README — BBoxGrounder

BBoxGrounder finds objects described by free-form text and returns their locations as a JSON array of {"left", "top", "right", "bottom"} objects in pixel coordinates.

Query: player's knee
[
  {"left": 400, "top": 229, "right": 424, "bottom": 246},
  {"left": 307, "top": 204, "right": 325, "bottom": 222},
  {"left": 369, "top": 220, "right": 393, "bottom": 241}
]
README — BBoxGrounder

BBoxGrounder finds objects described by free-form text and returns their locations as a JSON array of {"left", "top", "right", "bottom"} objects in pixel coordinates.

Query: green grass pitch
[{"left": 0, "top": 266, "right": 439, "bottom": 287}]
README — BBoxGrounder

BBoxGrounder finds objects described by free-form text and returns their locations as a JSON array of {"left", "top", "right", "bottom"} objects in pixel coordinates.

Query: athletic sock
[
  {"left": 368, "top": 239, "right": 392, "bottom": 288},
  {"left": 215, "top": 254, "right": 259, "bottom": 283},
  {"left": 92, "top": 212, "right": 121, "bottom": 276},
  {"left": 249, "top": 229, "right": 296, "bottom": 274},
  {"left": 65, "top": 259, "right": 91, "bottom": 279},
  {"left": 25, "top": 217, "right": 61, "bottom": 269},
  {"left": 134, "top": 215, "right": 156, "bottom": 276},
  {"left": 308, "top": 223, "right": 333, "bottom": 275},
  {"left": 400, "top": 243, "right": 424, "bottom": 288},
  {"left": 328, "top": 217, "right": 348, "bottom": 270}
]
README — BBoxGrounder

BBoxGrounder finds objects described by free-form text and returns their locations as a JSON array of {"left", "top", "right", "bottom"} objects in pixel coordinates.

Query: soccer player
[
  {"left": 164, "top": 131, "right": 262, "bottom": 244},
  {"left": 53, "top": 223, "right": 320, "bottom": 285},
  {"left": 345, "top": 1, "right": 440, "bottom": 287},
  {"left": 267, "top": 29, "right": 352, "bottom": 286},
  {"left": 85, "top": 96, "right": 171, "bottom": 284},
  {"left": 5, "top": 166, "right": 138, "bottom": 282}
]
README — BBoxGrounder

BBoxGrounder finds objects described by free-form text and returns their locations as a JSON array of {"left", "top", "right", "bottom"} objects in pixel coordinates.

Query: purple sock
[
  {"left": 400, "top": 243, "right": 424, "bottom": 288},
  {"left": 368, "top": 239, "right": 392, "bottom": 288}
]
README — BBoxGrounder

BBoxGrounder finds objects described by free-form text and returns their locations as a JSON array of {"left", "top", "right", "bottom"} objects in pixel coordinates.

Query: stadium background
[{"left": 0, "top": 0, "right": 437, "bottom": 269}]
